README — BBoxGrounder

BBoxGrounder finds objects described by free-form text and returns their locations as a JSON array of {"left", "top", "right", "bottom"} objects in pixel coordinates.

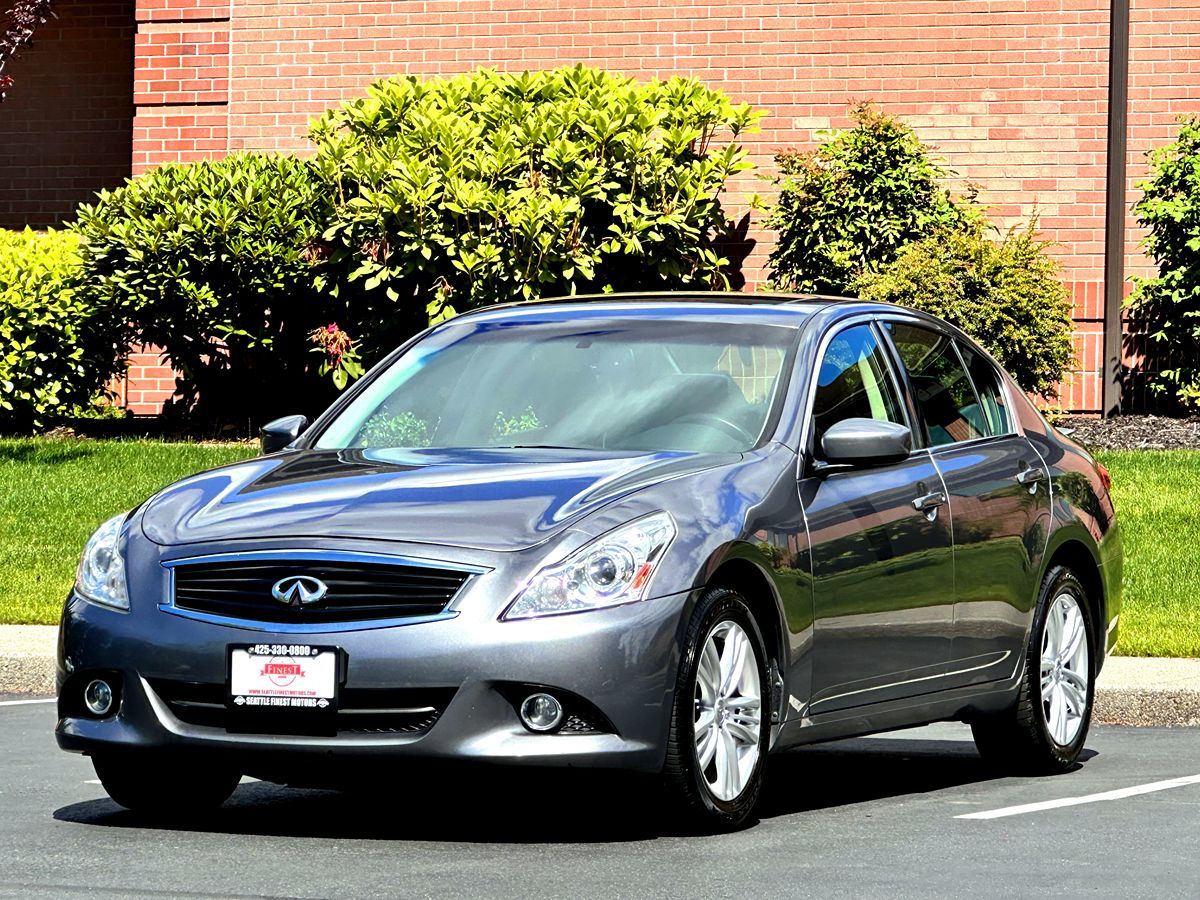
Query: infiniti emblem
[{"left": 271, "top": 575, "right": 329, "bottom": 606}]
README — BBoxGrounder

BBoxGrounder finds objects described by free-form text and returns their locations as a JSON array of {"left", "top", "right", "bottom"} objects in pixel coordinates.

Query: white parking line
[
  {"left": 957, "top": 774, "right": 1200, "bottom": 819},
  {"left": 0, "top": 698, "right": 54, "bottom": 707}
]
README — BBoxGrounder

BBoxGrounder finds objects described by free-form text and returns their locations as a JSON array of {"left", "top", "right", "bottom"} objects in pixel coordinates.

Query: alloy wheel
[
  {"left": 1040, "top": 592, "right": 1090, "bottom": 746},
  {"left": 693, "top": 620, "right": 762, "bottom": 802}
]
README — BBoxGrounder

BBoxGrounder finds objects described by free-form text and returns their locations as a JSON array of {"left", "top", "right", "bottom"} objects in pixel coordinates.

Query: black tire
[
  {"left": 663, "top": 586, "right": 770, "bottom": 832},
  {"left": 92, "top": 752, "right": 241, "bottom": 816},
  {"left": 971, "top": 566, "right": 1095, "bottom": 773}
]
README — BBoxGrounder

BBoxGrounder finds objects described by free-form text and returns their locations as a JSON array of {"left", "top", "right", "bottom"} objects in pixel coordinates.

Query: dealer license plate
[{"left": 226, "top": 643, "right": 340, "bottom": 734}]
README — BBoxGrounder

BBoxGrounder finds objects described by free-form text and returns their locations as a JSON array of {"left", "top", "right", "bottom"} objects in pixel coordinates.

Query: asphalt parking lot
[{"left": 2, "top": 695, "right": 1198, "bottom": 899}]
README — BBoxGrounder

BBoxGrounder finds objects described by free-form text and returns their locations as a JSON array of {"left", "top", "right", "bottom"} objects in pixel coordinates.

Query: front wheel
[
  {"left": 663, "top": 587, "right": 770, "bottom": 831},
  {"left": 972, "top": 566, "right": 1095, "bottom": 773},
  {"left": 93, "top": 752, "right": 241, "bottom": 817}
]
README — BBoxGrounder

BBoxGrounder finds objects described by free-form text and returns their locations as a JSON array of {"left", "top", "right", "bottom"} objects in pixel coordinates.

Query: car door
[
  {"left": 799, "top": 322, "right": 955, "bottom": 715},
  {"left": 881, "top": 320, "right": 1052, "bottom": 689}
]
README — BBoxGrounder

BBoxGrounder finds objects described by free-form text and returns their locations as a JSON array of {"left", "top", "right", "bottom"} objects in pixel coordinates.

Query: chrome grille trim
[{"left": 159, "top": 549, "right": 487, "bottom": 633}]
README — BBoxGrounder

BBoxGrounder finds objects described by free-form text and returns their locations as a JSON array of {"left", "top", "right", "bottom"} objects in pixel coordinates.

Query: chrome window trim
[{"left": 160, "top": 548, "right": 488, "bottom": 634}]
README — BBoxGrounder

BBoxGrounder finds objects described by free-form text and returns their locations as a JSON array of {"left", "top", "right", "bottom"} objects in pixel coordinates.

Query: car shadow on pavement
[
  {"left": 53, "top": 737, "right": 1096, "bottom": 842},
  {"left": 760, "top": 737, "right": 1094, "bottom": 821}
]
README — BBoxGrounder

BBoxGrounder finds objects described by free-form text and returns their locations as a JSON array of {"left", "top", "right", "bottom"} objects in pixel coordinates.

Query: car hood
[{"left": 140, "top": 447, "right": 733, "bottom": 552}]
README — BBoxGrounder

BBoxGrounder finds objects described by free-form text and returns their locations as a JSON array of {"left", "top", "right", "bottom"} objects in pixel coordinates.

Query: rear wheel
[
  {"left": 972, "top": 566, "right": 1095, "bottom": 773},
  {"left": 663, "top": 587, "right": 770, "bottom": 831},
  {"left": 92, "top": 752, "right": 241, "bottom": 816}
]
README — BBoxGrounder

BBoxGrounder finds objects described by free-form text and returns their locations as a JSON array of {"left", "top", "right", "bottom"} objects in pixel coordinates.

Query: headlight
[
  {"left": 75, "top": 513, "right": 130, "bottom": 611},
  {"left": 502, "top": 512, "right": 676, "bottom": 620}
]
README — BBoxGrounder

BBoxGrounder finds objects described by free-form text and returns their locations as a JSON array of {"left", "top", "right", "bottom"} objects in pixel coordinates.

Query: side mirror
[
  {"left": 261, "top": 415, "right": 308, "bottom": 455},
  {"left": 821, "top": 418, "right": 912, "bottom": 467}
]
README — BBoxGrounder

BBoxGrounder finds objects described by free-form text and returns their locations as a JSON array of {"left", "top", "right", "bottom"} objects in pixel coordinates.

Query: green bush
[
  {"left": 766, "top": 102, "right": 979, "bottom": 295},
  {"left": 0, "top": 229, "right": 120, "bottom": 431},
  {"left": 72, "top": 154, "right": 334, "bottom": 424},
  {"left": 855, "top": 224, "right": 1075, "bottom": 396},
  {"left": 1127, "top": 116, "right": 1200, "bottom": 410},
  {"left": 309, "top": 65, "right": 759, "bottom": 370}
]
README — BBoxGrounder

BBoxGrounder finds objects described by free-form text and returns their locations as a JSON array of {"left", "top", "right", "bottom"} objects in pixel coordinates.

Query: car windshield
[{"left": 314, "top": 315, "right": 798, "bottom": 454}]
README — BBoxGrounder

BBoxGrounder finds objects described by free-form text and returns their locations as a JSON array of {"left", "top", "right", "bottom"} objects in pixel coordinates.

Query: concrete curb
[
  {"left": 1094, "top": 657, "right": 1200, "bottom": 727},
  {"left": 0, "top": 625, "right": 57, "bottom": 695},
  {"left": 4, "top": 626, "right": 1199, "bottom": 726}
]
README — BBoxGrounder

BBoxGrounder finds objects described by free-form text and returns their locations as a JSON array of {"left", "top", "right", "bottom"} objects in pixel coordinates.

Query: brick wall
[
  {"left": 111, "top": 2, "right": 1200, "bottom": 414},
  {"left": 132, "top": 0, "right": 232, "bottom": 172},
  {"left": 0, "top": 0, "right": 135, "bottom": 228},
  {"left": 109, "top": 346, "right": 178, "bottom": 416}
]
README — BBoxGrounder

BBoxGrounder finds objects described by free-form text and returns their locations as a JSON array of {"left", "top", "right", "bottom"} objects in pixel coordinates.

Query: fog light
[
  {"left": 83, "top": 679, "right": 114, "bottom": 717},
  {"left": 520, "top": 693, "right": 563, "bottom": 732}
]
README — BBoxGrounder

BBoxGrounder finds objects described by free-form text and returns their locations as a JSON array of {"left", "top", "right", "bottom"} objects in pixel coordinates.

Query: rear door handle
[
  {"left": 1016, "top": 466, "right": 1047, "bottom": 487},
  {"left": 912, "top": 490, "right": 947, "bottom": 512}
]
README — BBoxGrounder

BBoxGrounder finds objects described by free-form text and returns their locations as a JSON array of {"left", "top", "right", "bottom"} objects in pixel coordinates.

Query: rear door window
[
  {"left": 958, "top": 343, "right": 1013, "bottom": 436},
  {"left": 884, "top": 321, "right": 985, "bottom": 447}
]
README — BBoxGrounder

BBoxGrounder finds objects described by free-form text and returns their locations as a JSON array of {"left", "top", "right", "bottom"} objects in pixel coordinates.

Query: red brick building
[{"left": 4, "top": 0, "right": 1197, "bottom": 414}]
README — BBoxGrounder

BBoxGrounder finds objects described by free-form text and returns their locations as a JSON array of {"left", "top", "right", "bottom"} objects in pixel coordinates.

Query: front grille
[
  {"left": 147, "top": 678, "right": 457, "bottom": 736},
  {"left": 170, "top": 558, "right": 471, "bottom": 624}
]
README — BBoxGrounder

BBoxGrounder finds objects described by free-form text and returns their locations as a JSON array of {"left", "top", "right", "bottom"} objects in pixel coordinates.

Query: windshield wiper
[{"left": 494, "top": 444, "right": 588, "bottom": 450}]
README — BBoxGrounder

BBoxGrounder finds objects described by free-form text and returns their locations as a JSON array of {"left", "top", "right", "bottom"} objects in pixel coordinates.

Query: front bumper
[{"left": 56, "top": 587, "right": 690, "bottom": 775}]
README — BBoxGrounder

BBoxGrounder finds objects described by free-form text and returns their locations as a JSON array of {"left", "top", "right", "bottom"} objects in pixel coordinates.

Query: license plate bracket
[{"left": 226, "top": 643, "right": 341, "bottom": 736}]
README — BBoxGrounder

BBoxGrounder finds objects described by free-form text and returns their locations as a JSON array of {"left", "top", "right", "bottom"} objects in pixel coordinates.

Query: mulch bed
[{"left": 1057, "top": 415, "right": 1200, "bottom": 451}]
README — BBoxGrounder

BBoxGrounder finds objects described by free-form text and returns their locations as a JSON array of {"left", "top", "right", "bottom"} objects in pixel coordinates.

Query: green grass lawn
[
  {"left": 0, "top": 439, "right": 1195, "bottom": 657},
  {"left": 1096, "top": 450, "right": 1200, "bottom": 658},
  {"left": 0, "top": 438, "right": 256, "bottom": 624}
]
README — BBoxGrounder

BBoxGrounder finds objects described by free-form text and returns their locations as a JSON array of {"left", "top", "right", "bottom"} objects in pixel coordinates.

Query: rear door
[
  {"left": 881, "top": 320, "right": 1052, "bottom": 689},
  {"left": 800, "top": 322, "right": 955, "bottom": 714}
]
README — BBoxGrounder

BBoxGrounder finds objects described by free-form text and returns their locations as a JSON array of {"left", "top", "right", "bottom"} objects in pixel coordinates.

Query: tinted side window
[
  {"left": 811, "top": 324, "right": 906, "bottom": 451},
  {"left": 884, "top": 322, "right": 984, "bottom": 446},
  {"left": 958, "top": 343, "right": 1012, "bottom": 436}
]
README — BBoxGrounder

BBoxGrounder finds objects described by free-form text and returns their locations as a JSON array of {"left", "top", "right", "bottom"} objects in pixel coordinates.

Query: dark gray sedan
[{"left": 58, "top": 294, "right": 1122, "bottom": 830}]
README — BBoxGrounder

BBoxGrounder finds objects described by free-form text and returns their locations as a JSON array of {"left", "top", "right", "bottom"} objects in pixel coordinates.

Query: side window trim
[
  {"left": 868, "top": 320, "right": 916, "bottom": 439},
  {"left": 949, "top": 339, "right": 988, "bottom": 433},
  {"left": 875, "top": 317, "right": 930, "bottom": 450}
]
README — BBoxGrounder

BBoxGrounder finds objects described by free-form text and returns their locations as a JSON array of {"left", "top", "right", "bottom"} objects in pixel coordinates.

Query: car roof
[
  {"left": 454, "top": 291, "right": 851, "bottom": 327},
  {"left": 449, "top": 293, "right": 988, "bottom": 357}
]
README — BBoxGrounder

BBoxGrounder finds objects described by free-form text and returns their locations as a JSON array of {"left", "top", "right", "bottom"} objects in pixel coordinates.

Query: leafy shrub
[
  {"left": 72, "top": 154, "right": 333, "bottom": 424},
  {"left": 310, "top": 65, "right": 759, "bottom": 369},
  {"left": 767, "top": 102, "right": 979, "bottom": 295},
  {"left": 855, "top": 224, "right": 1074, "bottom": 396},
  {"left": 0, "top": 229, "right": 120, "bottom": 431},
  {"left": 1127, "top": 116, "right": 1200, "bottom": 410}
]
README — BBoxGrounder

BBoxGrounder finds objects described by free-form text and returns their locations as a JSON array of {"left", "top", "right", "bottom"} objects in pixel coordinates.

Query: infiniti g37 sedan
[{"left": 58, "top": 293, "right": 1121, "bottom": 830}]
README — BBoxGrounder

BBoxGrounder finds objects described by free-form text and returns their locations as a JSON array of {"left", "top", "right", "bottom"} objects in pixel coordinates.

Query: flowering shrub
[{"left": 309, "top": 323, "right": 363, "bottom": 390}]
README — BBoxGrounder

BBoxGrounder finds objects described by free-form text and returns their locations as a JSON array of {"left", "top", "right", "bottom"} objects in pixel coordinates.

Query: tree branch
[{"left": 0, "top": 1, "right": 56, "bottom": 101}]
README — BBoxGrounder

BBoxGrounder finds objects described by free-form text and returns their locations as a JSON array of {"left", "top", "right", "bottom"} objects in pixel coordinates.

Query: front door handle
[{"left": 912, "top": 490, "right": 947, "bottom": 513}]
